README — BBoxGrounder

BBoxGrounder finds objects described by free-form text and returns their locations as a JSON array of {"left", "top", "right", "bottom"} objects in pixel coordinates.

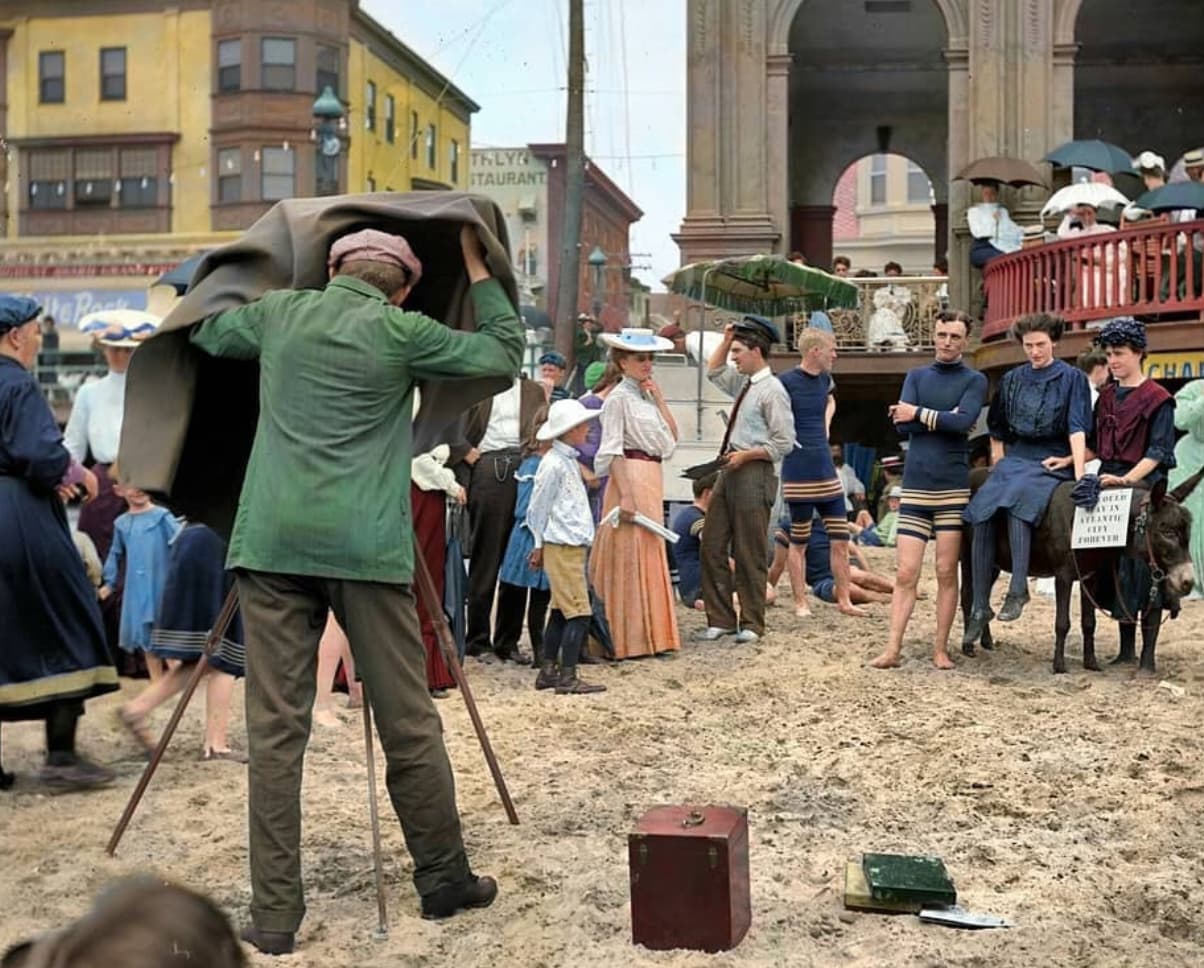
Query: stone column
[
  {"left": 676, "top": 0, "right": 780, "bottom": 265},
  {"left": 766, "top": 52, "right": 792, "bottom": 255}
]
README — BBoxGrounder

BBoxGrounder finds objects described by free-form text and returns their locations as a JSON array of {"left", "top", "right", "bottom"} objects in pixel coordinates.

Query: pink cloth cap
[{"left": 327, "top": 229, "right": 423, "bottom": 286}]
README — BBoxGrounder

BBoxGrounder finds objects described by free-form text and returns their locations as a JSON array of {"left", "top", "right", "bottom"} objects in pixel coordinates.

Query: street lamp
[
  {"left": 588, "top": 244, "right": 607, "bottom": 321},
  {"left": 311, "top": 85, "right": 346, "bottom": 196}
]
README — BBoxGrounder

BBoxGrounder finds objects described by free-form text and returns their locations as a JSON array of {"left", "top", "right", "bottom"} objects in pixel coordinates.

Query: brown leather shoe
[
  {"left": 534, "top": 660, "right": 559, "bottom": 690},
  {"left": 554, "top": 668, "right": 606, "bottom": 695}
]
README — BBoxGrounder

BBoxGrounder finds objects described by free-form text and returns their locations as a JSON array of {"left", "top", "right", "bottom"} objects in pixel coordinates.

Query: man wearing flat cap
[
  {"left": 697, "top": 315, "right": 794, "bottom": 643},
  {"left": 189, "top": 225, "right": 524, "bottom": 955},
  {"left": 538, "top": 350, "right": 570, "bottom": 402}
]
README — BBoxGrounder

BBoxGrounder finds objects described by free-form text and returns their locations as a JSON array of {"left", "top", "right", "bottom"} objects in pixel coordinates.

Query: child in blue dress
[
  {"left": 496, "top": 411, "right": 552, "bottom": 666},
  {"left": 100, "top": 473, "right": 180, "bottom": 681}
]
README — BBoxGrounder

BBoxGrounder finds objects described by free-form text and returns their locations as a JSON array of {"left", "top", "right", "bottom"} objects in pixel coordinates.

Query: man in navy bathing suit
[{"left": 871, "top": 310, "right": 987, "bottom": 670}]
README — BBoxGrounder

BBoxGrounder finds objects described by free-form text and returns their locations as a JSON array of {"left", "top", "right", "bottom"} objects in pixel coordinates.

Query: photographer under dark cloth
[{"left": 189, "top": 225, "right": 525, "bottom": 956}]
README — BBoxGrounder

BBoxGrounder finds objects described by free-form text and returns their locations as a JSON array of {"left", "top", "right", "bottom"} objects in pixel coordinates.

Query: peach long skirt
[{"left": 590, "top": 460, "right": 680, "bottom": 658}]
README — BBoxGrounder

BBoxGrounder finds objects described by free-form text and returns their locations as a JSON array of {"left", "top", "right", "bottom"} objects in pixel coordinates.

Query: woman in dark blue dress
[
  {"left": 0, "top": 296, "right": 119, "bottom": 791},
  {"left": 963, "top": 313, "right": 1093, "bottom": 645}
]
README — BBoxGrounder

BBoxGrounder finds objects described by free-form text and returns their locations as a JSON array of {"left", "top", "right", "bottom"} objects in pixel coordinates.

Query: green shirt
[
  {"left": 190, "top": 275, "right": 523, "bottom": 582},
  {"left": 875, "top": 510, "right": 899, "bottom": 547}
]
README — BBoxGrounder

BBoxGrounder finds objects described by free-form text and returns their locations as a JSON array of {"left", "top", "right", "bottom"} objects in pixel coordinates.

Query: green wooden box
[{"left": 861, "top": 853, "right": 957, "bottom": 908}]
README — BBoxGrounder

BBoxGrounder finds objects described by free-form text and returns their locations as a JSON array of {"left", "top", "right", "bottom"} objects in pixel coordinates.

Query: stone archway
[{"left": 779, "top": 0, "right": 952, "bottom": 269}]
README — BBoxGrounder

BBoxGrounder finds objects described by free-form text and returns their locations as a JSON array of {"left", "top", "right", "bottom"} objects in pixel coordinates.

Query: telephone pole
[{"left": 554, "top": 0, "right": 585, "bottom": 365}]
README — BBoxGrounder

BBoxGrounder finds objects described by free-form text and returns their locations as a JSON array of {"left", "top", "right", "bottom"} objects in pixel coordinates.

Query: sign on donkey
[{"left": 1071, "top": 488, "right": 1134, "bottom": 549}]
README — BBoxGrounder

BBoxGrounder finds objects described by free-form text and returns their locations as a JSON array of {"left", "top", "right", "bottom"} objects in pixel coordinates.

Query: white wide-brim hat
[
  {"left": 888, "top": 485, "right": 903, "bottom": 498},
  {"left": 536, "top": 398, "right": 601, "bottom": 441},
  {"left": 78, "top": 308, "right": 161, "bottom": 348},
  {"left": 598, "top": 327, "right": 674, "bottom": 353}
]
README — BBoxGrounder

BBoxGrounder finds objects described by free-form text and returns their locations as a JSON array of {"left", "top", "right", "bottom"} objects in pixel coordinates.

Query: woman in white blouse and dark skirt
[{"left": 590, "top": 328, "right": 680, "bottom": 658}]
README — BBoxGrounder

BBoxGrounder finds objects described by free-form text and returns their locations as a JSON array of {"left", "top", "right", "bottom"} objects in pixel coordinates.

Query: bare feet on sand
[
  {"left": 869, "top": 651, "right": 902, "bottom": 669},
  {"left": 794, "top": 602, "right": 812, "bottom": 618},
  {"left": 838, "top": 601, "right": 868, "bottom": 617},
  {"left": 932, "top": 650, "right": 956, "bottom": 670}
]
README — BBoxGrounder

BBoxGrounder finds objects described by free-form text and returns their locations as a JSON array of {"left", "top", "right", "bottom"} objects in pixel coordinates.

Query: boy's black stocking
[
  {"left": 543, "top": 609, "right": 566, "bottom": 664},
  {"left": 44, "top": 700, "right": 82, "bottom": 766},
  {"left": 560, "top": 616, "right": 591, "bottom": 668}
]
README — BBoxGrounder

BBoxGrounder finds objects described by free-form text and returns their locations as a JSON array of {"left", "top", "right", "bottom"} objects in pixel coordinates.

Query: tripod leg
[
  {"left": 412, "top": 552, "right": 519, "bottom": 825},
  {"left": 106, "top": 586, "right": 240, "bottom": 856},
  {"left": 361, "top": 696, "right": 389, "bottom": 939}
]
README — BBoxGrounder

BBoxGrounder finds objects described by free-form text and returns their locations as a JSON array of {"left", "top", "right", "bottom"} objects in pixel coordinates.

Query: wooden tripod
[{"left": 106, "top": 552, "right": 519, "bottom": 857}]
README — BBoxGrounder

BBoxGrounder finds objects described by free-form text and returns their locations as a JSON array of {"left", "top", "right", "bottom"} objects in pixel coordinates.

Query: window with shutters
[
  {"left": 218, "top": 39, "right": 241, "bottom": 92},
  {"left": 100, "top": 47, "right": 126, "bottom": 101},
  {"left": 28, "top": 151, "right": 69, "bottom": 209},
  {"left": 385, "top": 95, "right": 395, "bottom": 143},
  {"left": 217, "top": 147, "right": 242, "bottom": 203},
  {"left": 39, "top": 51, "right": 65, "bottom": 104},
  {"left": 869, "top": 154, "right": 887, "bottom": 206},
  {"left": 426, "top": 124, "right": 436, "bottom": 170},
  {"left": 261, "top": 147, "right": 295, "bottom": 201},
  {"left": 261, "top": 38, "right": 296, "bottom": 91},
  {"left": 366, "top": 81, "right": 376, "bottom": 131},
  {"left": 410, "top": 111, "right": 419, "bottom": 159},
  {"left": 450, "top": 140, "right": 460, "bottom": 183},
  {"left": 119, "top": 148, "right": 158, "bottom": 207},
  {"left": 74, "top": 149, "right": 113, "bottom": 207}
]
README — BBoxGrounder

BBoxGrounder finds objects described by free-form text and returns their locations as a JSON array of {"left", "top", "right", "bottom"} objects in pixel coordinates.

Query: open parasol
[
  {"left": 663, "top": 255, "right": 858, "bottom": 316},
  {"left": 954, "top": 156, "right": 1046, "bottom": 189},
  {"left": 1132, "top": 181, "right": 1204, "bottom": 214},
  {"left": 1040, "top": 182, "right": 1129, "bottom": 217},
  {"left": 1043, "top": 139, "right": 1132, "bottom": 174}
]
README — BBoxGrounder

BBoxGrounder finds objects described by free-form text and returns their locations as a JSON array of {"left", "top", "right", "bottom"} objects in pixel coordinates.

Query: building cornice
[
  {"left": 350, "top": 5, "right": 479, "bottom": 120},
  {"left": 9, "top": 132, "right": 181, "bottom": 148},
  {"left": 527, "top": 142, "right": 643, "bottom": 223}
]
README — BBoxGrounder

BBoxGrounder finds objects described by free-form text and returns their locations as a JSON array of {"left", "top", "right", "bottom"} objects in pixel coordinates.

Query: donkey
[{"left": 961, "top": 468, "right": 1203, "bottom": 674}]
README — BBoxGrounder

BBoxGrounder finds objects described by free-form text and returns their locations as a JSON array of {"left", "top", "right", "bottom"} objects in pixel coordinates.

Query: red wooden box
[{"left": 628, "top": 804, "right": 751, "bottom": 952}]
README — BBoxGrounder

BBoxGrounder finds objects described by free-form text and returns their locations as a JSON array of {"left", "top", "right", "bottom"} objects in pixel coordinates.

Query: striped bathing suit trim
[
  {"left": 897, "top": 487, "right": 970, "bottom": 543},
  {"left": 782, "top": 478, "right": 844, "bottom": 502},
  {"left": 784, "top": 477, "right": 847, "bottom": 545}
]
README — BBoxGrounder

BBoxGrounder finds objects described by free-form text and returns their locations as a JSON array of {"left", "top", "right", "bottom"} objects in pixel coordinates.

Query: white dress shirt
[
  {"left": 966, "top": 203, "right": 1024, "bottom": 253},
  {"left": 478, "top": 378, "right": 522, "bottom": 452},
  {"left": 63, "top": 370, "right": 126, "bottom": 464},
  {"left": 594, "top": 377, "right": 676, "bottom": 477},
  {"left": 526, "top": 440, "right": 595, "bottom": 548}
]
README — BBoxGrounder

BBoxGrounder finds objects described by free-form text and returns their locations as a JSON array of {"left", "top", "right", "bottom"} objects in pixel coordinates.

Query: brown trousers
[
  {"left": 236, "top": 570, "right": 470, "bottom": 933},
  {"left": 700, "top": 460, "right": 776, "bottom": 634}
]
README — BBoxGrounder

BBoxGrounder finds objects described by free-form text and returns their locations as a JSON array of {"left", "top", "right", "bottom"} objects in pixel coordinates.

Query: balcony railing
[
  {"left": 793, "top": 275, "right": 948, "bottom": 352},
  {"left": 981, "top": 218, "right": 1204, "bottom": 341}
]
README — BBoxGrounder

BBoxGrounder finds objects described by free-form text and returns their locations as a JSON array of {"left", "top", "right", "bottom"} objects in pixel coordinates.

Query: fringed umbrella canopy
[{"left": 664, "top": 255, "right": 858, "bottom": 315}]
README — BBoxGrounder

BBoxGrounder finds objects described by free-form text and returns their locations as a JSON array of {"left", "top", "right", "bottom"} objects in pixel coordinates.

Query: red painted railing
[{"left": 981, "top": 218, "right": 1204, "bottom": 340}]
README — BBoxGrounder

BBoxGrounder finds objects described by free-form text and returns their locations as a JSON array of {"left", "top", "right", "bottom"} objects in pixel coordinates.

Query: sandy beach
[{"left": 3, "top": 545, "right": 1203, "bottom": 967}]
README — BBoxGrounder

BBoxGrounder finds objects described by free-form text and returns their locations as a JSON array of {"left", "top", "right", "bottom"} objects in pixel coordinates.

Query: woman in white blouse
[{"left": 589, "top": 328, "right": 681, "bottom": 658}]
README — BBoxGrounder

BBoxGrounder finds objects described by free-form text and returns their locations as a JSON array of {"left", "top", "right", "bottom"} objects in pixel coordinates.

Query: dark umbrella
[
  {"left": 519, "top": 304, "right": 551, "bottom": 329},
  {"left": 1043, "top": 139, "right": 1132, "bottom": 173},
  {"left": 153, "top": 253, "right": 207, "bottom": 295},
  {"left": 1133, "top": 181, "right": 1204, "bottom": 214},
  {"left": 954, "top": 156, "right": 1046, "bottom": 188}
]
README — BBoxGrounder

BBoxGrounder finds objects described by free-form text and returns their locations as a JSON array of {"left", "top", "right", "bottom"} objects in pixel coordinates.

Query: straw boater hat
[
  {"left": 598, "top": 327, "right": 674, "bottom": 352},
  {"left": 536, "top": 398, "right": 600, "bottom": 441},
  {"left": 77, "top": 308, "right": 162, "bottom": 348}
]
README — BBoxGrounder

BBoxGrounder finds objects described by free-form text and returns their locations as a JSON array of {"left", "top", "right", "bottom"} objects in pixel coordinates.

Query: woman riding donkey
[
  {"left": 963, "top": 313, "right": 1093, "bottom": 648},
  {"left": 1077, "top": 317, "right": 1180, "bottom": 656}
]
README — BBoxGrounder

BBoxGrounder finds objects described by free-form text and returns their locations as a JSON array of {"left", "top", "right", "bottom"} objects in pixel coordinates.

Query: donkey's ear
[
  {"left": 1169, "top": 466, "right": 1204, "bottom": 505},
  {"left": 1150, "top": 477, "right": 1169, "bottom": 508}
]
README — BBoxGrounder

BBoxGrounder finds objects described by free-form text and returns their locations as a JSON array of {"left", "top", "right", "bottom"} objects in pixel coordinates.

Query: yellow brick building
[{"left": 0, "top": 0, "right": 476, "bottom": 322}]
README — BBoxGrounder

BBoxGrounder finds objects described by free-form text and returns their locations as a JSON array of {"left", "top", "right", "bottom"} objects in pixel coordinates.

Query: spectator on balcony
[
  {"left": 883, "top": 262, "right": 904, "bottom": 277},
  {"left": 1057, "top": 203, "right": 1128, "bottom": 308},
  {"left": 967, "top": 180, "right": 1024, "bottom": 268},
  {"left": 788, "top": 251, "right": 808, "bottom": 266},
  {"left": 832, "top": 255, "right": 852, "bottom": 277},
  {"left": 538, "top": 351, "right": 570, "bottom": 402},
  {"left": 1137, "top": 150, "right": 1167, "bottom": 192}
]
